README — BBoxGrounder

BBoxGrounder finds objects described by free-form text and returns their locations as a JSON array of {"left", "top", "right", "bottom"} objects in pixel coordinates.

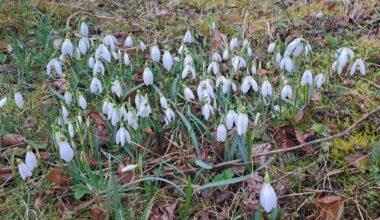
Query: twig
[{"left": 255, "top": 106, "right": 380, "bottom": 157}]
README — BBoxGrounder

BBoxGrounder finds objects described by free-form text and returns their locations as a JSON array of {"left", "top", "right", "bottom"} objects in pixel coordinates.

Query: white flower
[
  {"left": 281, "top": 85, "right": 292, "bottom": 100},
  {"left": 120, "top": 105, "right": 128, "bottom": 121},
  {"left": 115, "top": 126, "right": 131, "bottom": 146},
  {"left": 267, "top": 42, "right": 276, "bottom": 53},
  {"left": 124, "top": 53, "right": 130, "bottom": 66},
  {"left": 236, "top": 109, "right": 249, "bottom": 135},
  {"left": 0, "top": 97, "right": 7, "bottom": 108},
  {"left": 90, "top": 76, "right": 103, "bottom": 94},
  {"left": 163, "top": 50, "right": 173, "bottom": 71},
  {"left": 261, "top": 80, "right": 273, "bottom": 97},
  {"left": 88, "top": 56, "right": 95, "bottom": 69},
  {"left": 111, "top": 79, "right": 122, "bottom": 98},
  {"left": 150, "top": 45, "right": 161, "bottom": 62},
  {"left": 314, "top": 74, "right": 325, "bottom": 88},
  {"left": 80, "top": 22, "right": 89, "bottom": 36},
  {"left": 78, "top": 37, "right": 90, "bottom": 55},
  {"left": 285, "top": 37, "right": 301, "bottom": 56},
  {"left": 212, "top": 52, "right": 222, "bottom": 62},
  {"left": 103, "top": 35, "right": 117, "bottom": 49},
  {"left": 95, "top": 44, "right": 111, "bottom": 63},
  {"left": 63, "top": 91, "right": 72, "bottom": 105},
  {"left": 231, "top": 56, "right": 246, "bottom": 72},
  {"left": 301, "top": 70, "right": 313, "bottom": 86},
  {"left": 121, "top": 164, "right": 138, "bottom": 172},
  {"left": 337, "top": 48, "right": 348, "bottom": 75},
  {"left": 68, "top": 121, "right": 75, "bottom": 137},
  {"left": 241, "top": 76, "right": 258, "bottom": 94},
  {"left": 25, "top": 150, "right": 38, "bottom": 171},
  {"left": 230, "top": 37, "right": 238, "bottom": 51},
  {"left": 260, "top": 181, "right": 277, "bottom": 213},
  {"left": 222, "top": 48, "right": 229, "bottom": 60},
  {"left": 273, "top": 105, "right": 280, "bottom": 112},
  {"left": 15, "top": 92, "right": 24, "bottom": 109},
  {"left": 183, "top": 30, "right": 192, "bottom": 44},
  {"left": 61, "top": 104, "right": 69, "bottom": 121},
  {"left": 61, "top": 38, "right": 74, "bottom": 57},
  {"left": 182, "top": 63, "right": 197, "bottom": 79},
  {"left": 216, "top": 76, "right": 237, "bottom": 95},
  {"left": 47, "top": 58, "right": 62, "bottom": 76},
  {"left": 197, "top": 79, "right": 214, "bottom": 101},
  {"left": 93, "top": 60, "right": 105, "bottom": 75},
  {"left": 157, "top": 95, "right": 167, "bottom": 110},
  {"left": 226, "top": 109, "right": 237, "bottom": 130},
  {"left": 183, "top": 54, "right": 193, "bottom": 68},
  {"left": 164, "top": 108, "right": 175, "bottom": 125},
  {"left": 247, "top": 47, "right": 253, "bottom": 57},
  {"left": 112, "top": 50, "right": 120, "bottom": 60},
  {"left": 111, "top": 106, "right": 120, "bottom": 126},
  {"left": 135, "top": 91, "right": 144, "bottom": 108},
  {"left": 201, "top": 99, "right": 214, "bottom": 120},
  {"left": 124, "top": 34, "right": 134, "bottom": 47},
  {"left": 216, "top": 124, "right": 227, "bottom": 142},
  {"left": 184, "top": 87, "right": 195, "bottom": 101},
  {"left": 78, "top": 94, "right": 87, "bottom": 110},
  {"left": 140, "top": 41, "right": 147, "bottom": 51},
  {"left": 59, "top": 140, "right": 74, "bottom": 162},
  {"left": 127, "top": 109, "right": 139, "bottom": 130},
  {"left": 280, "top": 56, "right": 293, "bottom": 72},
  {"left": 18, "top": 160, "right": 33, "bottom": 180},
  {"left": 178, "top": 44, "right": 185, "bottom": 55},
  {"left": 243, "top": 39, "right": 249, "bottom": 48},
  {"left": 350, "top": 58, "right": 366, "bottom": 76},
  {"left": 207, "top": 62, "right": 219, "bottom": 75},
  {"left": 143, "top": 66, "right": 153, "bottom": 86},
  {"left": 251, "top": 65, "right": 257, "bottom": 74},
  {"left": 211, "top": 21, "right": 216, "bottom": 31},
  {"left": 137, "top": 99, "right": 152, "bottom": 118},
  {"left": 275, "top": 52, "right": 282, "bottom": 64}
]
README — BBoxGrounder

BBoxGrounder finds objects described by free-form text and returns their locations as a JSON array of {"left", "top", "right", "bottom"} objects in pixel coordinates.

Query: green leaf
[
  {"left": 73, "top": 185, "right": 89, "bottom": 200},
  {"left": 195, "top": 159, "right": 213, "bottom": 170},
  {"left": 176, "top": 110, "right": 200, "bottom": 153},
  {"left": 312, "top": 123, "right": 325, "bottom": 134},
  {"left": 371, "top": 140, "right": 380, "bottom": 166},
  {"left": 237, "top": 135, "right": 248, "bottom": 164},
  {"left": 212, "top": 168, "right": 234, "bottom": 182}
]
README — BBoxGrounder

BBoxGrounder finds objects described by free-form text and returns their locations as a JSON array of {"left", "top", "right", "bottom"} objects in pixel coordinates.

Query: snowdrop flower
[
  {"left": 61, "top": 104, "right": 69, "bottom": 121},
  {"left": 301, "top": 70, "right": 313, "bottom": 86},
  {"left": 279, "top": 56, "right": 293, "bottom": 72},
  {"left": 164, "top": 107, "right": 175, "bottom": 125},
  {"left": 178, "top": 44, "right": 185, "bottom": 55},
  {"left": 137, "top": 99, "right": 152, "bottom": 118},
  {"left": 183, "top": 52, "right": 193, "bottom": 68},
  {"left": 335, "top": 47, "right": 355, "bottom": 59},
  {"left": 226, "top": 109, "right": 237, "bottom": 130},
  {"left": 120, "top": 105, "right": 128, "bottom": 121},
  {"left": 212, "top": 52, "right": 222, "bottom": 63},
  {"left": 260, "top": 172, "right": 277, "bottom": 213},
  {"left": 17, "top": 159, "right": 32, "bottom": 180},
  {"left": 163, "top": 49, "right": 173, "bottom": 71},
  {"left": 273, "top": 105, "right": 280, "bottom": 112},
  {"left": 124, "top": 53, "right": 130, "bottom": 66},
  {"left": 216, "top": 76, "right": 236, "bottom": 95},
  {"left": 111, "top": 79, "right": 122, "bottom": 98},
  {"left": 207, "top": 62, "right": 219, "bottom": 75},
  {"left": 183, "top": 30, "right": 192, "bottom": 44},
  {"left": 160, "top": 94, "right": 168, "bottom": 109},
  {"left": 229, "top": 37, "right": 238, "bottom": 51},
  {"left": 216, "top": 122, "right": 227, "bottom": 142},
  {"left": 25, "top": 146, "right": 37, "bottom": 171},
  {"left": 115, "top": 124, "right": 131, "bottom": 146},
  {"left": 0, "top": 97, "right": 7, "bottom": 108},
  {"left": 80, "top": 22, "right": 89, "bottom": 37},
  {"left": 143, "top": 65, "right": 154, "bottom": 86},
  {"left": 211, "top": 21, "right": 216, "bottom": 32},
  {"left": 63, "top": 91, "right": 72, "bottom": 105},
  {"left": 284, "top": 37, "right": 301, "bottom": 56},
  {"left": 281, "top": 85, "right": 292, "bottom": 100},
  {"left": 241, "top": 76, "right": 258, "bottom": 94},
  {"left": 61, "top": 38, "right": 74, "bottom": 57},
  {"left": 58, "top": 136, "right": 74, "bottom": 162},
  {"left": 243, "top": 39, "right": 249, "bottom": 48},
  {"left": 350, "top": 58, "right": 365, "bottom": 76},
  {"left": 182, "top": 63, "right": 197, "bottom": 79},
  {"left": 201, "top": 98, "right": 214, "bottom": 120},
  {"left": 150, "top": 44, "right": 161, "bottom": 62},
  {"left": 103, "top": 34, "right": 117, "bottom": 49},
  {"left": 314, "top": 74, "right": 325, "bottom": 88},
  {"left": 78, "top": 94, "right": 87, "bottom": 110},
  {"left": 111, "top": 105, "right": 121, "bottom": 126},
  {"left": 261, "top": 80, "right": 273, "bottom": 97},
  {"left": 184, "top": 87, "right": 195, "bottom": 101},
  {"left": 127, "top": 109, "right": 139, "bottom": 130},
  {"left": 15, "top": 92, "right": 24, "bottom": 109},
  {"left": 47, "top": 58, "right": 62, "bottom": 76},
  {"left": 267, "top": 42, "right": 276, "bottom": 53},
  {"left": 88, "top": 56, "right": 95, "bottom": 69},
  {"left": 232, "top": 56, "right": 246, "bottom": 72},
  {"left": 222, "top": 48, "right": 229, "bottom": 61},
  {"left": 247, "top": 47, "right": 253, "bottom": 57},
  {"left": 251, "top": 65, "right": 257, "bottom": 75},
  {"left": 275, "top": 52, "right": 282, "bottom": 64},
  {"left": 236, "top": 106, "right": 249, "bottom": 136},
  {"left": 68, "top": 121, "right": 75, "bottom": 138},
  {"left": 134, "top": 90, "right": 144, "bottom": 109},
  {"left": 78, "top": 37, "right": 90, "bottom": 55},
  {"left": 95, "top": 44, "right": 111, "bottom": 63},
  {"left": 112, "top": 50, "right": 120, "bottom": 60},
  {"left": 90, "top": 75, "right": 103, "bottom": 94},
  {"left": 197, "top": 79, "right": 214, "bottom": 101},
  {"left": 124, "top": 34, "right": 134, "bottom": 47},
  {"left": 93, "top": 60, "right": 105, "bottom": 75},
  {"left": 140, "top": 41, "right": 147, "bottom": 51},
  {"left": 121, "top": 164, "right": 138, "bottom": 172}
]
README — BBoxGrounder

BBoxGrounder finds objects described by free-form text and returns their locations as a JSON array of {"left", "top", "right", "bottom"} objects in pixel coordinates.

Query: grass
[{"left": 1, "top": 0, "right": 380, "bottom": 219}]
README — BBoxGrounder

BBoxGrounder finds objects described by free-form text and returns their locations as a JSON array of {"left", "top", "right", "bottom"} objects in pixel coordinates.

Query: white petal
[
  {"left": 25, "top": 151, "right": 38, "bottom": 170},
  {"left": 260, "top": 183, "right": 277, "bottom": 213},
  {"left": 59, "top": 141, "right": 74, "bottom": 162},
  {"left": 18, "top": 163, "right": 33, "bottom": 180},
  {"left": 0, "top": 97, "right": 7, "bottom": 108},
  {"left": 15, "top": 92, "right": 24, "bottom": 109},
  {"left": 216, "top": 124, "right": 227, "bottom": 142},
  {"left": 143, "top": 67, "right": 154, "bottom": 86}
]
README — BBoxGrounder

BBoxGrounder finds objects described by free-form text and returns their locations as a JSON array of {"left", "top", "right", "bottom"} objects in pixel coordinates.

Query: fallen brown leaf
[
  {"left": 0, "top": 134, "right": 27, "bottom": 149},
  {"left": 252, "top": 143, "right": 272, "bottom": 165},
  {"left": 0, "top": 167, "right": 13, "bottom": 182},
  {"left": 47, "top": 168, "right": 70, "bottom": 186},
  {"left": 89, "top": 111, "right": 106, "bottom": 127},
  {"left": 345, "top": 154, "right": 369, "bottom": 171},
  {"left": 91, "top": 205, "right": 105, "bottom": 220},
  {"left": 315, "top": 195, "right": 344, "bottom": 220}
]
